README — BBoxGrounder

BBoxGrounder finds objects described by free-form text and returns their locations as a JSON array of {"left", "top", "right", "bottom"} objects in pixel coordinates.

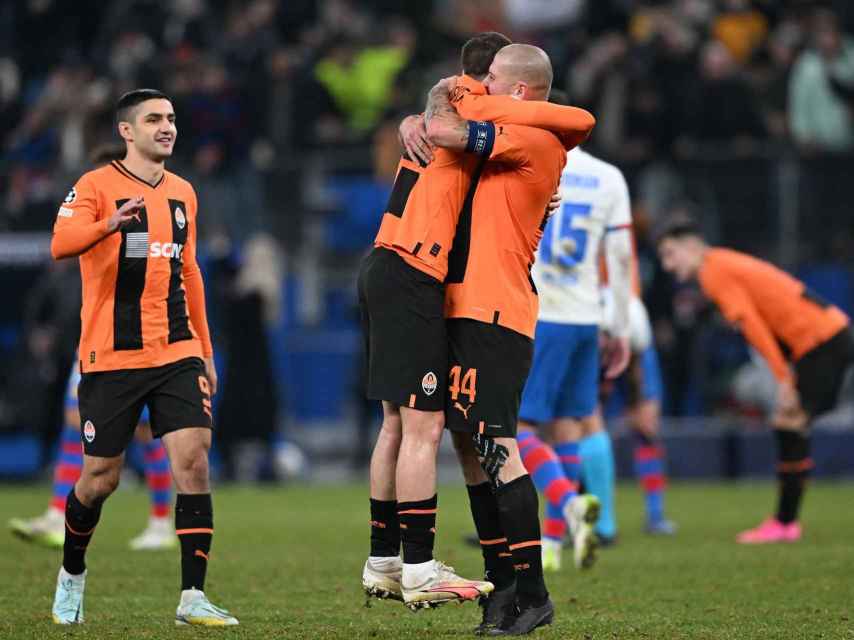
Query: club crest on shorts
[
  {"left": 422, "top": 371, "right": 438, "bottom": 396},
  {"left": 83, "top": 420, "right": 96, "bottom": 443},
  {"left": 174, "top": 206, "right": 186, "bottom": 230}
]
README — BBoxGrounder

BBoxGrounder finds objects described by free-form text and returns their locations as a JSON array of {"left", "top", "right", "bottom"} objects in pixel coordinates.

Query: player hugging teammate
[{"left": 358, "top": 33, "right": 595, "bottom": 635}]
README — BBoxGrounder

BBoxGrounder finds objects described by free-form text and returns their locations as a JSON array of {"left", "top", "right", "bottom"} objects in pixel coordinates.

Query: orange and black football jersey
[
  {"left": 444, "top": 125, "right": 574, "bottom": 338},
  {"left": 52, "top": 160, "right": 213, "bottom": 373},
  {"left": 699, "top": 248, "right": 848, "bottom": 383},
  {"left": 373, "top": 75, "right": 595, "bottom": 282}
]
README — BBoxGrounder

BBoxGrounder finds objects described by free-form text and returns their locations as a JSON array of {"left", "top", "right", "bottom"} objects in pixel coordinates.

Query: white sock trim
[
  {"left": 368, "top": 555, "right": 401, "bottom": 570},
  {"left": 59, "top": 567, "right": 86, "bottom": 582},
  {"left": 401, "top": 559, "right": 435, "bottom": 589}
]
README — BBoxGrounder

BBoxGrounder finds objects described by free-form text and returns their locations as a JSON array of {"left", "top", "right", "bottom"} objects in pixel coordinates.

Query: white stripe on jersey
[{"left": 532, "top": 147, "right": 632, "bottom": 326}]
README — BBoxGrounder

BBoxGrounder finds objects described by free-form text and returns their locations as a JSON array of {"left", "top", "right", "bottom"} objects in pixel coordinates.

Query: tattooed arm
[{"left": 424, "top": 77, "right": 471, "bottom": 151}]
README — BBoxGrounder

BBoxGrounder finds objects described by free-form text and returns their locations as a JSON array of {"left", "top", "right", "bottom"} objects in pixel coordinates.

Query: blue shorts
[{"left": 519, "top": 322, "right": 599, "bottom": 423}]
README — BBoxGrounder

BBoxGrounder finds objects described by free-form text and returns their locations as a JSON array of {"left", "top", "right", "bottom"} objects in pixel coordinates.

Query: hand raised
[{"left": 106, "top": 196, "right": 144, "bottom": 233}]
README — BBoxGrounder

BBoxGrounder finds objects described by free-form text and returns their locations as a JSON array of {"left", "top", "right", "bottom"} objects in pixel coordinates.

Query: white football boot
[
  {"left": 175, "top": 589, "right": 239, "bottom": 626},
  {"left": 362, "top": 556, "right": 403, "bottom": 601},
  {"left": 565, "top": 494, "right": 600, "bottom": 570},
  {"left": 52, "top": 567, "right": 86, "bottom": 624},
  {"left": 128, "top": 516, "right": 178, "bottom": 550}
]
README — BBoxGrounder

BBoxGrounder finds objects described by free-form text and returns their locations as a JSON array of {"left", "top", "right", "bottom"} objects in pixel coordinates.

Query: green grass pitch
[{"left": 0, "top": 481, "right": 852, "bottom": 639}]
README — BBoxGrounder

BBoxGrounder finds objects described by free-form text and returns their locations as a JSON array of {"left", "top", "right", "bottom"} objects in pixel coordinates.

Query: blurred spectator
[
  {"left": 677, "top": 40, "right": 766, "bottom": 156},
  {"left": 789, "top": 9, "right": 854, "bottom": 153},
  {"left": 754, "top": 17, "right": 803, "bottom": 140},
  {"left": 712, "top": 0, "right": 768, "bottom": 63},
  {"left": 314, "top": 26, "right": 414, "bottom": 134},
  {"left": 214, "top": 233, "right": 284, "bottom": 482},
  {"left": 1, "top": 260, "right": 80, "bottom": 461},
  {"left": 502, "top": 0, "right": 586, "bottom": 32}
]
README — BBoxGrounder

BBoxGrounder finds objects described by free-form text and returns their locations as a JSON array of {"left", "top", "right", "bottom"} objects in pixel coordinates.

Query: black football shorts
[
  {"left": 795, "top": 327, "right": 854, "bottom": 419},
  {"left": 78, "top": 357, "right": 213, "bottom": 457},
  {"left": 444, "top": 318, "right": 534, "bottom": 438},
  {"left": 358, "top": 247, "right": 447, "bottom": 411}
]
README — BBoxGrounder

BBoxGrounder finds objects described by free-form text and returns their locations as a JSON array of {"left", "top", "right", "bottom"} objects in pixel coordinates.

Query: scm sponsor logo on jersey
[{"left": 150, "top": 242, "right": 184, "bottom": 259}]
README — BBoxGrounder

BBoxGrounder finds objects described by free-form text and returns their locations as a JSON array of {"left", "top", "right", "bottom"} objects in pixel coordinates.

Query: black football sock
[
  {"left": 397, "top": 494, "right": 437, "bottom": 565},
  {"left": 63, "top": 488, "right": 103, "bottom": 575},
  {"left": 774, "top": 430, "right": 812, "bottom": 524},
  {"left": 369, "top": 498, "right": 400, "bottom": 557},
  {"left": 495, "top": 475, "right": 548, "bottom": 608},
  {"left": 175, "top": 493, "right": 213, "bottom": 591},
  {"left": 466, "top": 482, "right": 515, "bottom": 591}
]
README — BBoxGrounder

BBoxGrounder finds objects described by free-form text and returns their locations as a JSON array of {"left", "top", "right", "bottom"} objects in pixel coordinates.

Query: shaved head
[{"left": 484, "top": 44, "right": 553, "bottom": 100}]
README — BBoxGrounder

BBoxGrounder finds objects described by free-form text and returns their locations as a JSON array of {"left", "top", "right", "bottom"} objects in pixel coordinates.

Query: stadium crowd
[{"left": 2, "top": 0, "right": 854, "bottom": 470}]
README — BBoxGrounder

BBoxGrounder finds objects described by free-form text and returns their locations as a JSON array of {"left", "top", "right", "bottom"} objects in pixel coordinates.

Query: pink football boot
[{"left": 736, "top": 518, "right": 802, "bottom": 544}]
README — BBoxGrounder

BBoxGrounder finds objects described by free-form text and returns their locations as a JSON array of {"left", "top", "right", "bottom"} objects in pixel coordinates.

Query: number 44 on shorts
[{"left": 449, "top": 366, "right": 477, "bottom": 419}]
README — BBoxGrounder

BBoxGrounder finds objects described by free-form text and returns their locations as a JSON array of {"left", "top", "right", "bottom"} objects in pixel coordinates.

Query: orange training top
[
  {"left": 51, "top": 160, "right": 213, "bottom": 373},
  {"left": 699, "top": 247, "right": 848, "bottom": 383},
  {"left": 445, "top": 124, "right": 577, "bottom": 338},
  {"left": 373, "top": 75, "right": 595, "bottom": 282}
]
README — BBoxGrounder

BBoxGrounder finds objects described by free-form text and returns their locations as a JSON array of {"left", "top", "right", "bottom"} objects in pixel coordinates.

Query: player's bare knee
[
  {"left": 96, "top": 472, "right": 121, "bottom": 498},
  {"left": 182, "top": 451, "right": 210, "bottom": 488},
  {"left": 404, "top": 409, "right": 444, "bottom": 447},
  {"left": 79, "top": 464, "right": 120, "bottom": 502},
  {"left": 578, "top": 414, "right": 601, "bottom": 438},
  {"left": 422, "top": 417, "right": 445, "bottom": 448},
  {"left": 496, "top": 450, "right": 528, "bottom": 484},
  {"left": 456, "top": 438, "right": 487, "bottom": 486},
  {"left": 553, "top": 417, "right": 584, "bottom": 442},
  {"left": 379, "top": 415, "right": 403, "bottom": 446}
]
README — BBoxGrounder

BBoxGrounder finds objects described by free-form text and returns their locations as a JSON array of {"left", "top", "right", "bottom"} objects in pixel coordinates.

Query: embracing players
[
  {"left": 360, "top": 35, "right": 594, "bottom": 635},
  {"left": 657, "top": 218, "right": 854, "bottom": 543},
  {"left": 424, "top": 45, "right": 594, "bottom": 633},
  {"left": 49, "top": 89, "right": 237, "bottom": 625}
]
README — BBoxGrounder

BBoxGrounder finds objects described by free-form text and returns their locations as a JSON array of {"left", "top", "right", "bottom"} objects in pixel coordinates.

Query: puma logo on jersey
[
  {"left": 453, "top": 402, "right": 472, "bottom": 420},
  {"left": 149, "top": 242, "right": 184, "bottom": 259}
]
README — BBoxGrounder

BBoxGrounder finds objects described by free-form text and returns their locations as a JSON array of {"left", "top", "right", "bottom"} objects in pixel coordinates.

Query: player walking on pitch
[
  {"left": 657, "top": 218, "right": 854, "bottom": 544},
  {"left": 49, "top": 89, "right": 237, "bottom": 625}
]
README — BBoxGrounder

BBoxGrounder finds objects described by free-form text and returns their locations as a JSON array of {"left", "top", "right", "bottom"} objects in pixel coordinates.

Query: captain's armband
[{"left": 465, "top": 121, "right": 496, "bottom": 156}]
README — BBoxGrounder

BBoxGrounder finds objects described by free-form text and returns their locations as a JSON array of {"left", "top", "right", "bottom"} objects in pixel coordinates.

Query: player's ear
[
  {"left": 512, "top": 81, "right": 527, "bottom": 101},
  {"left": 117, "top": 121, "right": 134, "bottom": 143}
]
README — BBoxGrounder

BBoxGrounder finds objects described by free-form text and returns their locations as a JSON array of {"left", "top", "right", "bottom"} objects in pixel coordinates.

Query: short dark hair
[
  {"left": 115, "top": 88, "right": 171, "bottom": 124},
  {"left": 654, "top": 216, "right": 703, "bottom": 246},
  {"left": 461, "top": 32, "right": 512, "bottom": 79}
]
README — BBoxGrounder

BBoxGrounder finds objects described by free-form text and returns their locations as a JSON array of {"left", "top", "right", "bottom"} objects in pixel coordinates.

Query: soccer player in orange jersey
[
  {"left": 657, "top": 218, "right": 854, "bottom": 544},
  {"left": 424, "top": 44, "right": 594, "bottom": 634},
  {"left": 49, "top": 89, "right": 237, "bottom": 626}
]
